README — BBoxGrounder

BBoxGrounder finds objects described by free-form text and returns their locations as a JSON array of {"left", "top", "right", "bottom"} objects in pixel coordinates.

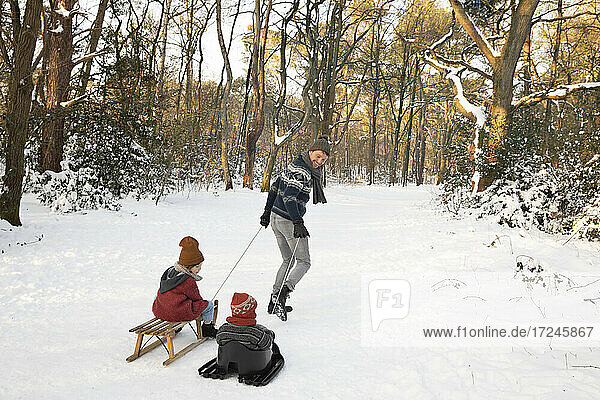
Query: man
[{"left": 260, "top": 136, "right": 330, "bottom": 321}]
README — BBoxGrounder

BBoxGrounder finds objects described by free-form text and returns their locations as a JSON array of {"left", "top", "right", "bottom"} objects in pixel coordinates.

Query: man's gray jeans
[{"left": 270, "top": 213, "right": 311, "bottom": 293}]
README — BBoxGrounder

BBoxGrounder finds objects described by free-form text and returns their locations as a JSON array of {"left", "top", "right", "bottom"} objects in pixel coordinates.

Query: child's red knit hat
[{"left": 226, "top": 292, "right": 257, "bottom": 326}]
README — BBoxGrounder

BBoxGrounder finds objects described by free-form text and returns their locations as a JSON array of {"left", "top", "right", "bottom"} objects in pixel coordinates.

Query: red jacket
[{"left": 152, "top": 276, "right": 209, "bottom": 321}]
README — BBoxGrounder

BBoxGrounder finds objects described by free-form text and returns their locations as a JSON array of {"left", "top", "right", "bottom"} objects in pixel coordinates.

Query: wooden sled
[{"left": 127, "top": 300, "right": 219, "bottom": 366}]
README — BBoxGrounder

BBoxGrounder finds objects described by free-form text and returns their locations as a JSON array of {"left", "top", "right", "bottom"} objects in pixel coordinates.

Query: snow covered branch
[
  {"left": 422, "top": 51, "right": 486, "bottom": 127},
  {"left": 71, "top": 50, "right": 109, "bottom": 67},
  {"left": 282, "top": 104, "right": 304, "bottom": 113},
  {"left": 54, "top": 4, "right": 74, "bottom": 18},
  {"left": 513, "top": 82, "right": 600, "bottom": 108},
  {"left": 423, "top": 21, "right": 492, "bottom": 81},
  {"left": 445, "top": 68, "right": 486, "bottom": 128},
  {"left": 431, "top": 52, "right": 492, "bottom": 81},
  {"left": 60, "top": 94, "right": 87, "bottom": 108},
  {"left": 423, "top": 47, "right": 488, "bottom": 194},
  {"left": 430, "top": 25, "right": 454, "bottom": 51},
  {"left": 585, "top": 154, "right": 600, "bottom": 167}
]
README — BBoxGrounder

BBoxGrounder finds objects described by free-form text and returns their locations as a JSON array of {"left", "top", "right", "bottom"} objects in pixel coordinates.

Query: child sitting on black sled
[
  {"left": 152, "top": 236, "right": 217, "bottom": 338},
  {"left": 216, "top": 292, "right": 282, "bottom": 359}
]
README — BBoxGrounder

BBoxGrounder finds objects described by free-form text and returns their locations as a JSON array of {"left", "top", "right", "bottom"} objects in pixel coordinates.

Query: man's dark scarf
[{"left": 301, "top": 151, "right": 327, "bottom": 204}]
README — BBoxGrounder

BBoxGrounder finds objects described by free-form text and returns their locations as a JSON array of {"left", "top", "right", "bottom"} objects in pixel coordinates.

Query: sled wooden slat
[
  {"left": 156, "top": 322, "right": 186, "bottom": 337},
  {"left": 129, "top": 317, "right": 159, "bottom": 332},
  {"left": 153, "top": 321, "right": 182, "bottom": 336},
  {"left": 126, "top": 300, "right": 219, "bottom": 366},
  {"left": 134, "top": 319, "right": 165, "bottom": 334},
  {"left": 142, "top": 320, "right": 174, "bottom": 336}
]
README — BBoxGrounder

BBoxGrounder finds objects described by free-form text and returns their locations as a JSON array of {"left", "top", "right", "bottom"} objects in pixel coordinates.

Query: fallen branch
[{"left": 566, "top": 278, "right": 600, "bottom": 292}]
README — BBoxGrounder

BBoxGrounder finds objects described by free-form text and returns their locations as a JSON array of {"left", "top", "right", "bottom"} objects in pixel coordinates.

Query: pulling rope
[
  {"left": 274, "top": 238, "right": 300, "bottom": 303},
  {"left": 211, "top": 227, "right": 264, "bottom": 301}
]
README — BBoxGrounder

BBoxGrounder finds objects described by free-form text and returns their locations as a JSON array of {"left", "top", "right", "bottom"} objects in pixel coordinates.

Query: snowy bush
[
  {"left": 514, "top": 255, "right": 575, "bottom": 293},
  {"left": 473, "top": 167, "right": 562, "bottom": 231},
  {"left": 29, "top": 161, "right": 121, "bottom": 212},
  {"left": 24, "top": 92, "right": 171, "bottom": 212},
  {"left": 573, "top": 196, "right": 600, "bottom": 241},
  {"left": 440, "top": 106, "right": 600, "bottom": 240},
  {"left": 64, "top": 99, "right": 159, "bottom": 199}
]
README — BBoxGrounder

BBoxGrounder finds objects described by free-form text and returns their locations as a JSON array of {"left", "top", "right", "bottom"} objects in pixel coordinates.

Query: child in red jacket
[{"left": 152, "top": 236, "right": 217, "bottom": 338}]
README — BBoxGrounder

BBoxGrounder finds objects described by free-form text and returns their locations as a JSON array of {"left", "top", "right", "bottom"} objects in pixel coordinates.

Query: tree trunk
[
  {"left": 157, "top": 0, "right": 173, "bottom": 99},
  {"left": 389, "top": 43, "right": 409, "bottom": 186},
  {"left": 216, "top": 0, "right": 233, "bottom": 190},
  {"left": 318, "top": 0, "right": 343, "bottom": 138},
  {"left": 542, "top": 0, "right": 562, "bottom": 154},
  {"left": 437, "top": 102, "right": 452, "bottom": 185},
  {"left": 260, "top": 0, "right": 299, "bottom": 192},
  {"left": 184, "top": 0, "right": 195, "bottom": 112},
  {"left": 368, "top": 20, "right": 380, "bottom": 185},
  {"left": 416, "top": 76, "right": 426, "bottom": 185},
  {"left": 79, "top": 0, "right": 108, "bottom": 94},
  {"left": 40, "top": 0, "right": 76, "bottom": 173},
  {"left": 243, "top": 0, "right": 272, "bottom": 189},
  {"left": 447, "top": 0, "right": 540, "bottom": 191},
  {"left": 401, "top": 60, "right": 418, "bottom": 187},
  {"left": 1, "top": 0, "right": 43, "bottom": 226}
]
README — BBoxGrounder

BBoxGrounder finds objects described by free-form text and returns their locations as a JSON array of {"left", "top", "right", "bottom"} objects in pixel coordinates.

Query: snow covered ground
[{"left": 1, "top": 185, "right": 600, "bottom": 399}]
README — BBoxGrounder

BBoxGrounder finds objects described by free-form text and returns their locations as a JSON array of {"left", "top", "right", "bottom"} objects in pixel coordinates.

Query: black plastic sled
[{"left": 198, "top": 342, "right": 284, "bottom": 386}]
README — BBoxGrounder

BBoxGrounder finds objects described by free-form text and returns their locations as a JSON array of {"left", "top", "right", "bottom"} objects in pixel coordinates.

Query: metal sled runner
[{"left": 126, "top": 300, "right": 219, "bottom": 366}]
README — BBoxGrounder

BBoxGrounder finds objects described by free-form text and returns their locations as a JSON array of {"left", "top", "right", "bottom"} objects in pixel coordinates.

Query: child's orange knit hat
[{"left": 178, "top": 236, "right": 204, "bottom": 266}]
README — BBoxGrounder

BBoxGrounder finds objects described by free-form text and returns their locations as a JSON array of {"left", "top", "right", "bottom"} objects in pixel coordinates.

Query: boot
[
  {"left": 267, "top": 294, "right": 277, "bottom": 314},
  {"left": 277, "top": 285, "right": 291, "bottom": 309},
  {"left": 201, "top": 323, "right": 217, "bottom": 338}
]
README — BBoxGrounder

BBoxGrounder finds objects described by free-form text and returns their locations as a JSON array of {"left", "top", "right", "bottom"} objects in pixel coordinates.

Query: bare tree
[
  {"left": 40, "top": 0, "right": 77, "bottom": 173},
  {"left": 244, "top": 0, "right": 272, "bottom": 189},
  {"left": 216, "top": 0, "right": 233, "bottom": 190},
  {"left": 0, "top": 0, "right": 43, "bottom": 225},
  {"left": 79, "top": 0, "right": 109, "bottom": 95},
  {"left": 401, "top": 58, "right": 419, "bottom": 187},
  {"left": 260, "top": 0, "right": 302, "bottom": 192}
]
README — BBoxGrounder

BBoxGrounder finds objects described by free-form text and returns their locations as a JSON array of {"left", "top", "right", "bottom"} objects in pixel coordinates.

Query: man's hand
[
  {"left": 260, "top": 210, "right": 271, "bottom": 227},
  {"left": 293, "top": 220, "right": 310, "bottom": 238}
]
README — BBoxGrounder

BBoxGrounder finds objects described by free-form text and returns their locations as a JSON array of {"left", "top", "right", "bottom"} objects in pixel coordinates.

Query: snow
[
  {"left": 274, "top": 129, "right": 293, "bottom": 146},
  {"left": 471, "top": 170, "right": 481, "bottom": 195},
  {"left": 54, "top": 4, "right": 71, "bottom": 18},
  {"left": 430, "top": 26, "right": 453, "bottom": 50},
  {"left": 585, "top": 154, "right": 599, "bottom": 167},
  {"left": 446, "top": 68, "right": 486, "bottom": 128},
  {"left": 49, "top": 25, "right": 64, "bottom": 34},
  {"left": 1, "top": 185, "right": 600, "bottom": 398},
  {"left": 60, "top": 94, "right": 87, "bottom": 108},
  {"left": 514, "top": 82, "right": 600, "bottom": 107}
]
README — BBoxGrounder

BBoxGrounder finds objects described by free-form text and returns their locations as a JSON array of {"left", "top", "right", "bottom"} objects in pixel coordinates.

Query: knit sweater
[
  {"left": 216, "top": 322, "right": 275, "bottom": 351},
  {"left": 265, "top": 154, "right": 312, "bottom": 222}
]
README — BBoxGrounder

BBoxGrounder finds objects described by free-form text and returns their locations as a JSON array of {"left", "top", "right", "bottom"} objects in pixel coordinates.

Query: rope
[
  {"left": 188, "top": 322, "right": 198, "bottom": 338},
  {"left": 140, "top": 335, "right": 153, "bottom": 352},
  {"left": 211, "top": 227, "right": 264, "bottom": 301},
  {"left": 274, "top": 238, "right": 300, "bottom": 303},
  {"left": 157, "top": 336, "right": 168, "bottom": 354}
]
